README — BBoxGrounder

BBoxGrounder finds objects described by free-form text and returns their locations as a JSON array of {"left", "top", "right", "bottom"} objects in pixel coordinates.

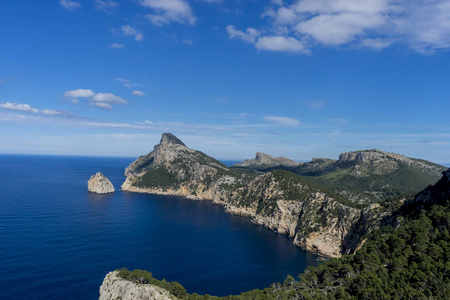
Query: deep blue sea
[{"left": 0, "top": 155, "right": 319, "bottom": 299}]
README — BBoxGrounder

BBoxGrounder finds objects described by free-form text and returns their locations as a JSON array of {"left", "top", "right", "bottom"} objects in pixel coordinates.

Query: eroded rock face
[
  {"left": 99, "top": 271, "right": 174, "bottom": 300},
  {"left": 88, "top": 172, "right": 115, "bottom": 194}
]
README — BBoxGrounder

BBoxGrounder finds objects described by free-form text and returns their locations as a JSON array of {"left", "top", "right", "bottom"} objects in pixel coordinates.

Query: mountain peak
[{"left": 160, "top": 133, "right": 186, "bottom": 147}]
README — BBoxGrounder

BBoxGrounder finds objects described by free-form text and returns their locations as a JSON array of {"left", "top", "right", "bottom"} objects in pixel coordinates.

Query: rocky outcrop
[
  {"left": 99, "top": 271, "right": 175, "bottom": 300},
  {"left": 234, "top": 152, "right": 301, "bottom": 168},
  {"left": 88, "top": 172, "right": 115, "bottom": 194}
]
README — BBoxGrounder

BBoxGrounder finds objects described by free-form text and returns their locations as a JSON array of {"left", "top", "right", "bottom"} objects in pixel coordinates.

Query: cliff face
[
  {"left": 121, "top": 134, "right": 385, "bottom": 258},
  {"left": 99, "top": 271, "right": 175, "bottom": 300},
  {"left": 88, "top": 172, "right": 115, "bottom": 194}
]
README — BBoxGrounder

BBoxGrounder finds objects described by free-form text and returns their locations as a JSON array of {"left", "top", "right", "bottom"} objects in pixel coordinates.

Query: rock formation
[
  {"left": 99, "top": 271, "right": 174, "bottom": 300},
  {"left": 88, "top": 172, "right": 115, "bottom": 194}
]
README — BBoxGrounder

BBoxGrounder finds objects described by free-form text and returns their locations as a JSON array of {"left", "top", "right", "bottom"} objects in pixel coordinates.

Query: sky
[{"left": 0, "top": 0, "right": 449, "bottom": 163}]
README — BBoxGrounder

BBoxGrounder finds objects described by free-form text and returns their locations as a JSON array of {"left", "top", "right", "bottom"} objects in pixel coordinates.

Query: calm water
[{"left": 0, "top": 155, "right": 319, "bottom": 299}]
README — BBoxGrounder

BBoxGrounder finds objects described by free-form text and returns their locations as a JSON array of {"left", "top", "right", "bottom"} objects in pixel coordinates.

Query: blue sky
[{"left": 1, "top": 0, "right": 449, "bottom": 163}]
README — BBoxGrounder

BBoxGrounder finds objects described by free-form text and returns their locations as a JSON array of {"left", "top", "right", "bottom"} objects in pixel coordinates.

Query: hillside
[
  {"left": 234, "top": 149, "right": 446, "bottom": 204},
  {"left": 104, "top": 168, "right": 450, "bottom": 299}
]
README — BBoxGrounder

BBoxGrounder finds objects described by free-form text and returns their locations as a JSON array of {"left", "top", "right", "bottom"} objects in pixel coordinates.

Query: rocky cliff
[
  {"left": 88, "top": 172, "right": 115, "bottom": 194},
  {"left": 99, "top": 271, "right": 175, "bottom": 300},
  {"left": 122, "top": 133, "right": 399, "bottom": 258}
]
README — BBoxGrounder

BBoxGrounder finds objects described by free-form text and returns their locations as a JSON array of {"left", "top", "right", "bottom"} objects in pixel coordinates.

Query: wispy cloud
[
  {"left": 226, "top": 25, "right": 260, "bottom": 44},
  {"left": 109, "top": 43, "right": 125, "bottom": 49},
  {"left": 114, "top": 78, "right": 140, "bottom": 89},
  {"left": 264, "top": 116, "right": 301, "bottom": 127},
  {"left": 132, "top": 90, "right": 146, "bottom": 96},
  {"left": 140, "top": 0, "right": 196, "bottom": 26},
  {"left": 327, "top": 118, "right": 350, "bottom": 125},
  {"left": 0, "top": 102, "right": 75, "bottom": 117},
  {"left": 121, "top": 25, "right": 143, "bottom": 41},
  {"left": 95, "top": 0, "right": 118, "bottom": 12},
  {"left": 59, "top": 0, "right": 81, "bottom": 10},
  {"left": 306, "top": 100, "right": 326, "bottom": 109}
]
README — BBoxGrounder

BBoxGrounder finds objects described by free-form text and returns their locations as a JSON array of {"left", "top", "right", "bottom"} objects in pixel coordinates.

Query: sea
[{"left": 0, "top": 155, "right": 320, "bottom": 299}]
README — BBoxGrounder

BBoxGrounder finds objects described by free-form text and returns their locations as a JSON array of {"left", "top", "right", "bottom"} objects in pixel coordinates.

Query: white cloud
[
  {"left": 255, "top": 36, "right": 309, "bottom": 53},
  {"left": 91, "top": 103, "right": 113, "bottom": 110},
  {"left": 229, "top": 0, "right": 450, "bottom": 53},
  {"left": 0, "top": 102, "right": 39, "bottom": 113},
  {"left": 59, "top": 0, "right": 81, "bottom": 10},
  {"left": 63, "top": 89, "right": 127, "bottom": 109},
  {"left": 92, "top": 93, "right": 127, "bottom": 104},
  {"left": 109, "top": 43, "right": 125, "bottom": 49},
  {"left": 121, "top": 25, "right": 143, "bottom": 41},
  {"left": 264, "top": 116, "right": 301, "bottom": 127},
  {"left": 95, "top": 0, "right": 118, "bottom": 12},
  {"left": 0, "top": 102, "right": 75, "bottom": 117},
  {"left": 63, "top": 89, "right": 95, "bottom": 98},
  {"left": 295, "top": 12, "right": 385, "bottom": 45},
  {"left": 132, "top": 90, "right": 146, "bottom": 96},
  {"left": 226, "top": 25, "right": 260, "bottom": 44},
  {"left": 140, "top": 0, "right": 196, "bottom": 26},
  {"left": 183, "top": 39, "right": 193, "bottom": 45}
]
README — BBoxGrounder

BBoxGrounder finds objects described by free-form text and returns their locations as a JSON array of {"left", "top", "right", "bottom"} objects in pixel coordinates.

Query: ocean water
[{"left": 0, "top": 155, "right": 319, "bottom": 299}]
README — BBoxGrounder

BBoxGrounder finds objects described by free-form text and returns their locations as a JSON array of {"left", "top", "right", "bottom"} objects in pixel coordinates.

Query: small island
[{"left": 88, "top": 172, "right": 115, "bottom": 194}]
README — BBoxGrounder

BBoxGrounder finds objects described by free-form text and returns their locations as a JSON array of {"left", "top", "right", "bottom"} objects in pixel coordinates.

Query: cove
[{"left": 0, "top": 155, "right": 319, "bottom": 299}]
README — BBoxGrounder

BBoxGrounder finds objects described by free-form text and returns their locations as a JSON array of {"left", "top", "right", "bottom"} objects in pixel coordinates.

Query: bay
[{"left": 0, "top": 155, "right": 319, "bottom": 299}]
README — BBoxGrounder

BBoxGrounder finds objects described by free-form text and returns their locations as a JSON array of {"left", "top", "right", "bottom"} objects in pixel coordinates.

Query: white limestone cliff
[{"left": 99, "top": 271, "right": 175, "bottom": 300}]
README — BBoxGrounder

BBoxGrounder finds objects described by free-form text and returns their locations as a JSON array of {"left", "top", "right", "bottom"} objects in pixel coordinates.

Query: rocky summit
[{"left": 88, "top": 172, "right": 115, "bottom": 194}]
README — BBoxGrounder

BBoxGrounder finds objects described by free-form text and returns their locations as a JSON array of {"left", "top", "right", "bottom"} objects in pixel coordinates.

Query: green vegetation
[
  {"left": 134, "top": 166, "right": 181, "bottom": 190},
  {"left": 117, "top": 268, "right": 187, "bottom": 298},
  {"left": 272, "top": 170, "right": 365, "bottom": 210}
]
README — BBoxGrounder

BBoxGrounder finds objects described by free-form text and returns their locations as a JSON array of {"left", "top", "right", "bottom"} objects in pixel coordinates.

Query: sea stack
[{"left": 88, "top": 172, "right": 115, "bottom": 194}]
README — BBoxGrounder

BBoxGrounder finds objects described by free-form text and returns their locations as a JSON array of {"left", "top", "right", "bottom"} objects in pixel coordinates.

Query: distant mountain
[{"left": 233, "top": 152, "right": 301, "bottom": 168}]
